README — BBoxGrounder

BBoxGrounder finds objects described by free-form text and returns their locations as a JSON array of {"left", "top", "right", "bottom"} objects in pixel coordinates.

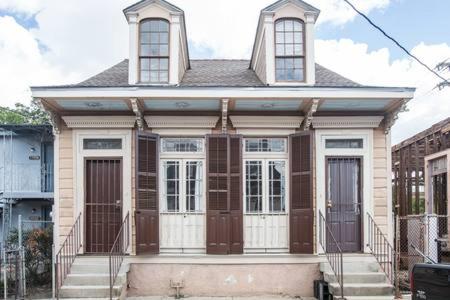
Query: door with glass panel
[
  {"left": 159, "top": 138, "right": 205, "bottom": 253},
  {"left": 243, "top": 138, "right": 289, "bottom": 252}
]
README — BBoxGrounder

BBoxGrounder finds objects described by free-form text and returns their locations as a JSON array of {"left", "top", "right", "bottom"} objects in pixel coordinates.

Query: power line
[{"left": 342, "top": 0, "right": 450, "bottom": 85}]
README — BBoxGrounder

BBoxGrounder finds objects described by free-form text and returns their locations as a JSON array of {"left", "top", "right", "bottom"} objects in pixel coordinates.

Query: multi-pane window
[
  {"left": 325, "top": 139, "right": 364, "bottom": 149},
  {"left": 83, "top": 138, "right": 122, "bottom": 150},
  {"left": 275, "top": 19, "right": 305, "bottom": 82},
  {"left": 245, "top": 160, "right": 286, "bottom": 213},
  {"left": 161, "top": 160, "right": 203, "bottom": 213},
  {"left": 161, "top": 138, "right": 204, "bottom": 153},
  {"left": 139, "top": 19, "right": 169, "bottom": 83},
  {"left": 245, "top": 138, "right": 286, "bottom": 153}
]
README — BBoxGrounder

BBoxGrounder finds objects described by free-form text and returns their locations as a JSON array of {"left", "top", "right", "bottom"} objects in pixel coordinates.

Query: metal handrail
[
  {"left": 367, "top": 213, "right": 395, "bottom": 284},
  {"left": 109, "top": 212, "right": 130, "bottom": 300},
  {"left": 319, "top": 210, "right": 344, "bottom": 299},
  {"left": 55, "top": 213, "right": 82, "bottom": 299}
]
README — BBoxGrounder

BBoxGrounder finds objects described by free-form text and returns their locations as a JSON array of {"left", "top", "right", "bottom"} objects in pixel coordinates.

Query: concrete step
[
  {"left": 64, "top": 273, "right": 126, "bottom": 286},
  {"left": 323, "top": 271, "right": 388, "bottom": 284},
  {"left": 59, "top": 285, "right": 122, "bottom": 298},
  {"left": 320, "top": 261, "right": 381, "bottom": 273},
  {"left": 345, "top": 296, "right": 394, "bottom": 300},
  {"left": 329, "top": 282, "right": 393, "bottom": 297},
  {"left": 70, "top": 263, "right": 110, "bottom": 274}
]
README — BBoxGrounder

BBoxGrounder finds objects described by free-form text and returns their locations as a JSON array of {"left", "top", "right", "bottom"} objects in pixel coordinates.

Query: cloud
[{"left": 315, "top": 39, "right": 450, "bottom": 144}]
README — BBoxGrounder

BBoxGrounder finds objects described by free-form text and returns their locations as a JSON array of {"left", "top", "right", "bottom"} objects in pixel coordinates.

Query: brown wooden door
[
  {"left": 85, "top": 158, "right": 122, "bottom": 253},
  {"left": 289, "top": 132, "right": 314, "bottom": 254},
  {"left": 326, "top": 157, "right": 362, "bottom": 252},
  {"left": 206, "top": 135, "right": 243, "bottom": 254},
  {"left": 135, "top": 132, "right": 159, "bottom": 254}
]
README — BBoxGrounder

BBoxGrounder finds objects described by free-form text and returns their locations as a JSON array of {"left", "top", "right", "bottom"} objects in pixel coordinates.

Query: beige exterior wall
[
  {"left": 57, "top": 126, "right": 75, "bottom": 244},
  {"left": 254, "top": 31, "right": 267, "bottom": 84},
  {"left": 373, "top": 128, "right": 389, "bottom": 235}
]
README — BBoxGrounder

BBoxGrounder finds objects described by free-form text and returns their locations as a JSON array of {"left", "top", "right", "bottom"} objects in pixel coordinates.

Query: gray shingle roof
[{"left": 74, "top": 59, "right": 362, "bottom": 88}]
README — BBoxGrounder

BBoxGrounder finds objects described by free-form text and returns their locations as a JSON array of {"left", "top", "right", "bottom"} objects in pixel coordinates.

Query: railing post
[{"left": 395, "top": 214, "right": 402, "bottom": 298}]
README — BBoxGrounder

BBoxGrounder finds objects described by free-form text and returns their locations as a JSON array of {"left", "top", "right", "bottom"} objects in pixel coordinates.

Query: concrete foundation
[{"left": 127, "top": 263, "right": 320, "bottom": 297}]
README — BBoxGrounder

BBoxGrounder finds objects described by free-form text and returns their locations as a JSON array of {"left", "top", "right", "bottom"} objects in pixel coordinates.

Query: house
[
  {"left": 30, "top": 0, "right": 415, "bottom": 298},
  {"left": 0, "top": 124, "right": 53, "bottom": 242}
]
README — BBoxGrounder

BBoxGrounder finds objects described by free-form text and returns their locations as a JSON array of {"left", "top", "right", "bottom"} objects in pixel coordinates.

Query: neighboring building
[
  {"left": 0, "top": 124, "right": 54, "bottom": 241},
  {"left": 31, "top": 0, "right": 415, "bottom": 298},
  {"left": 392, "top": 117, "right": 450, "bottom": 216}
]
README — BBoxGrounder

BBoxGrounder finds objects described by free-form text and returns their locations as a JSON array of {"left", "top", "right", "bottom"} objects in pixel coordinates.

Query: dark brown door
[
  {"left": 289, "top": 132, "right": 314, "bottom": 254},
  {"left": 326, "top": 157, "right": 362, "bottom": 252},
  {"left": 85, "top": 158, "right": 122, "bottom": 253},
  {"left": 135, "top": 132, "right": 159, "bottom": 254},
  {"left": 206, "top": 135, "right": 243, "bottom": 254}
]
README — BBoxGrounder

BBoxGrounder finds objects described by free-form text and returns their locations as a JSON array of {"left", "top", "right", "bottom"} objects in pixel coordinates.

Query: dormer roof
[
  {"left": 123, "top": 0, "right": 184, "bottom": 18},
  {"left": 261, "top": 0, "right": 320, "bottom": 20}
]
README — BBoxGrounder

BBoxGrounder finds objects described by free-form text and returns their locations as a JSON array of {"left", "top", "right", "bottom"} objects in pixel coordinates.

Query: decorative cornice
[
  {"left": 145, "top": 116, "right": 220, "bottom": 128},
  {"left": 384, "top": 99, "right": 410, "bottom": 134},
  {"left": 229, "top": 116, "right": 304, "bottom": 128},
  {"left": 221, "top": 99, "right": 229, "bottom": 133},
  {"left": 62, "top": 116, "right": 136, "bottom": 128},
  {"left": 312, "top": 116, "right": 384, "bottom": 129},
  {"left": 130, "top": 98, "right": 144, "bottom": 131}
]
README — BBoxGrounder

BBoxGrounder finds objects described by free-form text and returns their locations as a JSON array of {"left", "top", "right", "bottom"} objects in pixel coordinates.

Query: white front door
[
  {"left": 160, "top": 159, "right": 205, "bottom": 253},
  {"left": 243, "top": 158, "right": 289, "bottom": 252}
]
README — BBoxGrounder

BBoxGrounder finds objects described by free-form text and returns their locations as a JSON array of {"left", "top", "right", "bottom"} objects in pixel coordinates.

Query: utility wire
[{"left": 342, "top": 0, "right": 450, "bottom": 85}]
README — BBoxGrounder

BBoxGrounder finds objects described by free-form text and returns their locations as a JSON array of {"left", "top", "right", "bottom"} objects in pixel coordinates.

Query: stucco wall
[
  {"left": 373, "top": 128, "right": 389, "bottom": 235},
  {"left": 127, "top": 263, "right": 319, "bottom": 297}
]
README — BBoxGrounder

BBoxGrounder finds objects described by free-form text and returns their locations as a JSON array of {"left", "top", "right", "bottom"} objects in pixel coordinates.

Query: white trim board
[
  {"left": 63, "top": 116, "right": 136, "bottom": 128},
  {"left": 230, "top": 116, "right": 304, "bottom": 128},
  {"left": 73, "top": 129, "right": 132, "bottom": 254},
  {"left": 312, "top": 116, "right": 384, "bottom": 129},
  {"left": 315, "top": 129, "right": 374, "bottom": 254},
  {"left": 145, "top": 116, "right": 219, "bottom": 128}
]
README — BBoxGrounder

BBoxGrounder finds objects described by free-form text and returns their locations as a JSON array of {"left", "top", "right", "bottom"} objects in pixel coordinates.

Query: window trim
[
  {"left": 160, "top": 137, "right": 205, "bottom": 155},
  {"left": 138, "top": 17, "right": 171, "bottom": 84},
  {"left": 274, "top": 17, "right": 306, "bottom": 83}
]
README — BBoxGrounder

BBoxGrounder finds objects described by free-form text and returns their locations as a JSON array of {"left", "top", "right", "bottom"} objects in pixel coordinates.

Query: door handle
[{"left": 327, "top": 200, "right": 332, "bottom": 209}]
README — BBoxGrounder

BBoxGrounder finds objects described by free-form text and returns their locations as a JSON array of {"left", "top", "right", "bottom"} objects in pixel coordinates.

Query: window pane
[
  {"left": 150, "top": 32, "right": 159, "bottom": 43},
  {"left": 160, "top": 71, "right": 168, "bottom": 82},
  {"left": 246, "top": 161, "right": 262, "bottom": 213},
  {"left": 161, "top": 138, "right": 204, "bottom": 153},
  {"left": 140, "top": 33, "right": 150, "bottom": 44},
  {"left": 160, "top": 45, "right": 169, "bottom": 56},
  {"left": 294, "top": 32, "right": 302, "bottom": 43},
  {"left": 275, "top": 21, "right": 284, "bottom": 31},
  {"left": 275, "top": 32, "right": 284, "bottom": 43},
  {"left": 294, "top": 69, "right": 303, "bottom": 81},
  {"left": 150, "top": 20, "right": 159, "bottom": 31},
  {"left": 140, "top": 58, "right": 150, "bottom": 70},
  {"left": 164, "top": 161, "right": 179, "bottom": 212},
  {"left": 150, "top": 71, "right": 159, "bottom": 82},
  {"left": 83, "top": 139, "right": 122, "bottom": 150},
  {"left": 140, "top": 45, "right": 151, "bottom": 56},
  {"left": 150, "top": 58, "right": 159, "bottom": 70},
  {"left": 269, "top": 161, "right": 286, "bottom": 212},
  {"left": 159, "top": 20, "right": 169, "bottom": 31},
  {"left": 285, "top": 32, "right": 294, "bottom": 44},
  {"left": 140, "top": 20, "right": 151, "bottom": 31},
  {"left": 294, "top": 44, "right": 303, "bottom": 55},
  {"left": 285, "top": 44, "right": 294, "bottom": 55},
  {"left": 276, "top": 44, "right": 285, "bottom": 56},
  {"left": 185, "top": 161, "right": 203, "bottom": 212},
  {"left": 160, "top": 58, "right": 169, "bottom": 70},
  {"left": 325, "top": 139, "right": 364, "bottom": 149},
  {"left": 140, "top": 70, "right": 150, "bottom": 82},
  {"left": 293, "top": 20, "right": 302, "bottom": 31},
  {"left": 160, "top": 32, "right": 169, "bottom": 43},
  {"left": 276, "top": 69, "right": 285, "bottom": 81},
  {"left": 285, "top": 20, "right": 294, "bottom": 31},
  {"left": 245, "top": 138, "right": 286, "bottom": 152}
]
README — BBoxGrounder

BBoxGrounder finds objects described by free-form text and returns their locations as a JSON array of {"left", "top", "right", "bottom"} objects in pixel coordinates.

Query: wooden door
[
  {"left": 327, "top": 157, "right": 362, "bottom": 252},
  {"left": 135, "top": 132, "right": 159, "bottom": 254},
  {"left": 289, "top": 132, "right": 313, "bottom": 254},
  {"left": 85, "top": 158, "right": 122, "bottom": 253},
  {"left": 206, "top": 135, "right": 243, "bottom": 254}
]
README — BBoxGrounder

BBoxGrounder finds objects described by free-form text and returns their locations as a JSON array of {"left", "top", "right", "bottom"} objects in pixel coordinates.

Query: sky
[{"left": 0, "top": 0, "right": 449, "bottom": 144}]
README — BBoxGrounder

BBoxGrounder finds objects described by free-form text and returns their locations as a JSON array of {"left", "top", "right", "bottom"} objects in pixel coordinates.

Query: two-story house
[
  {"left": 0, "top": 124, "right": 53, "bottom": 242},
  {"left": 31, "top": 0, "right": 415, "bottom": 299}
]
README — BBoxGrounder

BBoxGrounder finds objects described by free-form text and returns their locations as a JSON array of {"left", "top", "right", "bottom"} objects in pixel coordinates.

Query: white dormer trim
[
  {"left": 128, "top": 13, "right": 139, "bottom": 85},
  {"left": 312, "top": 116, "right": 384, "bottom": 129},
  {"left": 62, "top": 116, "right": 137, "bottom": 128},
  {"left": 145, "top": 116, "right": 220, "bottom": 128},
  {"left": 230, "top": 116, "right": 304, "bottom": 128}
]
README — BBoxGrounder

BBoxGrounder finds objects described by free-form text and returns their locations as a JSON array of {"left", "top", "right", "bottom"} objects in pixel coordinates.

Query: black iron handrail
[
  {"left": 367, "top": 213, "right": 395, "bottom": 284},
  {"left": 319, "top": 210, "right": 344, "bottom": 299},
  {"left": 55, "top": 213, "right": 82, "bottom": 299},
  {"left": 109, "top": 212, "right": 130, "bottom": 300}
]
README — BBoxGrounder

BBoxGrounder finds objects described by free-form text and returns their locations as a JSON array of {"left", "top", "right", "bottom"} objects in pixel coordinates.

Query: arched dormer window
[
  {"left": 139, "top": 19, "right": 169, "bottom": 83},
  {"left": 275, "top": 18, "right": 305, "bottom": 82}
]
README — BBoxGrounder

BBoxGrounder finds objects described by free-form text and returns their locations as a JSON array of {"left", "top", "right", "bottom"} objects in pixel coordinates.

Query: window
[
  {"left": 245, "top": 138, "right": 286, "bottom": 152},
  {"left": 161, "top": 138, "right": 204, "bottom": 153},
  {"left": 83, "top": 138, "right": 122, "bottom": 150},
  {"left": 162, "top": 160, "right": 203, "bottom": 212},
  {"left": 275, "top": 19, "right": 305, "bottom": 82},
  {"left": 139, "top": 19, "right": 169, "bottom": 83},
  {"left": 325, "top": 139, "right": 363, "bottom": 149},
  {"left": 245, "top": 160, "right": 286, "bottom": 213}
]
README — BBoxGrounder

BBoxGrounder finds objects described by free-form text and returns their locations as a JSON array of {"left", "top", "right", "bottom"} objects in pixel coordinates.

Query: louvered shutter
[
  {"left": 229, "top": 135, "right": 243, "bottom": 254},
  {"left": 289, "top": 131, "right": 314, "bottom": 254},
  {"left": 135, "top": 132, "right": 159, "bottom": 254},
  {"left": 206, "top": 134, "right": 243, "bottom": 254}
]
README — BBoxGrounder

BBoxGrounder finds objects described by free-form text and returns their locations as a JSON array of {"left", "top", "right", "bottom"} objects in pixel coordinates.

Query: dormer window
[
  {"left": 139, "top": 19, "right": 169, "bottom": 83},
  {"left": 275, "top": 19, "right": 305, "bottom": 82}
]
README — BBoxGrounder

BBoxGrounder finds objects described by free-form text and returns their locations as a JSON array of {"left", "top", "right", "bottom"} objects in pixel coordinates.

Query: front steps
[
  {"left": 58, "top": 256, "right": 128, "bottom": 299},
  {"left": 320, "top": 255, "right": 394, "bottom": 300}
]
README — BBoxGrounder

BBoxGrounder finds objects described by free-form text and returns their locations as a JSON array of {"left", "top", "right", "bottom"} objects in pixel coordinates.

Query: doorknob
[{"left": 327, "top": 200, "right": 332, "bottom": 208}]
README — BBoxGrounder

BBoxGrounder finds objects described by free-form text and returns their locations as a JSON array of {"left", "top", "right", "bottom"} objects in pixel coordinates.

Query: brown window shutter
[
  {"left": 289, "top": 131, "right": 314, "bottom": 254},
  {"left": 135, "top": 132, "right": 159, "bottom": 254},
  {"left": 206, "top": 134, "right": 243, "bottom": 254}
]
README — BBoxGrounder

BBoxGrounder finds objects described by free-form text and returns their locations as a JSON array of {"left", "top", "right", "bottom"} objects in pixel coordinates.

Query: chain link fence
[
  {"left": 395, "top": 214, "right": 450, "bottom": 294},
  {"left": 1, "top": 216, "right": 54, "bottom": 299}
]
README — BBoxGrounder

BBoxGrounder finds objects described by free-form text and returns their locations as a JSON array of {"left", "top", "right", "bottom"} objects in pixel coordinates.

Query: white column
[
  {"left": 305, "top": 13, "right": 316, "bottom": 85},
  {"left": 169, "top": 14, "right": 181, "bottom": 85},
  {"left": 128, "top": 13, "right": 139, "bottom": 85},
  {"left": 264, "top": 13, "right": 275, "bottom": 85}
]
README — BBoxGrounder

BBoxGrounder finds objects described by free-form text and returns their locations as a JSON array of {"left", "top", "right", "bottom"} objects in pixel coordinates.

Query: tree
[{"left": 0, "top": 99, "right": 49, "bottom": 125}]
